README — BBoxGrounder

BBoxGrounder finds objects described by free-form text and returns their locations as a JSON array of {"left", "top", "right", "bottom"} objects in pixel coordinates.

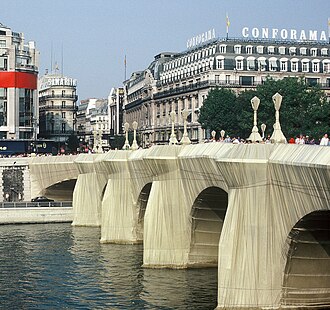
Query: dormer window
[
  {"left": 311, "top": 48, "right": 317, "bottom": 57},
  {"left": 235, "top": 56, "right": 244, "bottom": 70},
  {"left": 257, "top": 45, "right": 264, "bottom": 54},
  {"left": 289, "top": 47, "right": 296, "bottom": 55},
  {"left": 290, "top": 58, "right": 299, "bottom": 72},
  {"left": 257, "top": 57, "right": 266, "bottom": 71},
  {"left": 247, "top": 56, "right": 255, "bottom": 70},
  {"left": 279, "top": 46, "right": 286, "bottom": 55},
  {"left": 268, "top": 46, "right": 275, "bottom": 55},
  {"left": 300, "top": 47, "right": 307, "bottom": 55},
  {"left": 321, "top": 48, "right": 328, "bottom": 56},
  {"left": 219, "top": 44, "right": 227, "bottom": 53},
  {"left": 246, "top": 45, "right": 253, "bottom": 54},
  {"left": 234, "top": 45, "right": 242, "bottom": 54}
]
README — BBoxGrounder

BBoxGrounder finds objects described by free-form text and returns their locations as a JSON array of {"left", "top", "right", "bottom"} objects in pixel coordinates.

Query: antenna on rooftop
[
  {"left": 61, "top": 43, "right": 64, "bottom": 76},
  {"left": 124, "top": 55, "right": 127, "bottom": 81}
]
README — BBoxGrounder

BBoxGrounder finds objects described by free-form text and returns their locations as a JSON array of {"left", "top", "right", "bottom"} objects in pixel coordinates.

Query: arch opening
[
  {"left": 189, "top": 186, "right": 228, "bottom": 267},
  {"left": 136, "top": 182, "right": 152, "bottom": 242},
  {"left": 281, "top": 210, "right": 330, "bottom": 308},
  {"left": 43, "top": 179, "right": 77, "bottom": 201}
]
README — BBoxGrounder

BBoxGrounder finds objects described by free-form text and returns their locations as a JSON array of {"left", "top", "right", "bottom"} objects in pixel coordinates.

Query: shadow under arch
[
  {"left": 136, "top": 182, "right": 152, "bottom": 243},
  {"left": 281, "top": 210, "right": 330, "bottom": 308},
  {"left": 43, "top": 179, "right": 77, "bottom": 201},
  {"left": 189, "top": 186, "right": 228, "bottom": 267}
]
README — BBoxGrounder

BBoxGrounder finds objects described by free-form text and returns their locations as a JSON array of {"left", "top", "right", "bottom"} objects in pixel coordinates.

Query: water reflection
[{"left": 0, "top": 224, "right": 217, "bottom": 309}]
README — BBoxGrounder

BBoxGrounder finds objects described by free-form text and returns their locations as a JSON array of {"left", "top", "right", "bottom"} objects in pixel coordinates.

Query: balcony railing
[
  {"left": 39, "top": 94, "right": 78, "bottom": 101},
  {"left": 39, "top": 105, "right": 78, "bottom": 111},
  {"left": 39, "top": 130, "right": 74, "bottom": 136}
]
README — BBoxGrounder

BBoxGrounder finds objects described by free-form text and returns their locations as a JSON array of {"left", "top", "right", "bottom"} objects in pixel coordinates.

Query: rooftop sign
[
  {"left": 187, "top": 29, "right": 216, "bottom": 49},
  {"left": 40, "top": 76, "right": 77, "bottom": 90},
  {"left": 242, "top": 27, "right": 327, "bottom": 42}
]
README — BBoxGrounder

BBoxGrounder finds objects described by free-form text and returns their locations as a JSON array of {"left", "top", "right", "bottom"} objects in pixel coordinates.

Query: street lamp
[
  {"left": 248, "top": 96, "right": 262, "bottom": 142},
  {"left": 261, "top": 123, "right": 266, "bottom": 140},
  {"left": 169, "top": 110, "right": 178, "bottom": 145}
]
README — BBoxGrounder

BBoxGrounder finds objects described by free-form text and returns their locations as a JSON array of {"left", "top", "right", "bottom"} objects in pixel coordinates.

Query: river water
[{"left": 0, "top": 223, "right": 218, "bottom": 309}]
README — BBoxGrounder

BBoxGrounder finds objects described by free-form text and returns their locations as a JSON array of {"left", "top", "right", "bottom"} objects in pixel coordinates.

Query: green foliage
[
  {"left": 198, "top": 87, "right": 239, "bottom": 137},
  {"left": 198, "top": 77, "right": 330, "bottom": 140}
]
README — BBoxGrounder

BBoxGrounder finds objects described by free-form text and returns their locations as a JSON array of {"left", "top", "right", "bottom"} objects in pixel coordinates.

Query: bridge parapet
[{"left": 29, "top": 155, "right": 79, "bottom": 200}]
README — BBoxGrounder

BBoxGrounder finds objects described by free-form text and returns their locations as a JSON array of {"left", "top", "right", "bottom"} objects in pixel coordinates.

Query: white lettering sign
[
  {"left": 40, "top": 77, "right": 77, "bottom": 90},
  {"left": 187, "top": 29, "right": 216, "bottom": 49},
  {"left": 241, "top": 27, "right": 327, "bottom": 41}
]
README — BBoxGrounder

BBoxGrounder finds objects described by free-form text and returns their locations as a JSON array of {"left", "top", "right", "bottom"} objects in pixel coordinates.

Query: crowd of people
[
  {"left": 205, "top": 133, "right": 330, "bottom": 146},
  {"left": 0, "top": 133, "right": 329, "bottom": 158}
]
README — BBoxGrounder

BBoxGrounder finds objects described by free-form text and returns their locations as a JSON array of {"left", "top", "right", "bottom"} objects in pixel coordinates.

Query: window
[
  {"left": 246, "top": 45, "right": 253, "bottom": 54},
  {"left": 311, "top": 48, "right": 317, "bottom": 57},
  {"left": 258, "top": 57, "right": 266, "bottom": 71},
  {"left": 291, "top": 59, "right": 298, "bottom": 72},
  {"left": 302, "top": 60, "right": 309, "bottom": 72},
  {"left": 321, "top": 48, "right": 328, "bottom": 56},
  {"left": 62, "top": 101, "right": 66, "bottom": 108},
  {"left": 62, "top": 90, "right": 65, "bottom": 96},
  {"left": 234, "top": 45, "right": 241, "bottom": 54},
  {"left": 300, "top": 47, "right": 307, "bottom": 55},
  {"left": 257, "top": 46, "right": 264, "bottom": 54},
  {"left": 247, "top": 57, "right": 255, "bottom": 70},
  {"left": 215, "top": 75, "right": 220, "bottom": 83},
  {"left": 312, "top": 61, "right": 319, "bottom": 73},
  {"left": 0, "top": 57, "right": 7, "bottom": 70},
  {"left": 280, "top": 59, "right": 288, "bottom": 71},
  {"left": 225, "top": 75, "right": 230, "bottom": 84},
  {"left": 219, "top": 44, "right": 227, "bottom": 53},
  {"left": 62, "top": 112, "right": 66, "bottom": 119},
  {"left": 323, "top": 61, "right": 330, "bottom": 73},
  {"left": 235, "top": 57, "right": 243, "bottom": 70},
  {"left": 216, "top": 56, "right": 224, "bottom": 69},
  {"left": 289, "top": 47, "right": 296, "bottom": 55},
  {"left": 61, "top": 123, "right": 66, "bottom": 133},
  {"left": 0, "top": 40, "right": 6, "bottom": 47},
  {"left": 269, "top": 58, "right": 278, "bottom": 71},
  {"left": 268, "top": 46, "right": 275, "bottom": 54},
  {"left": 278, "top": 46, "right": 286, "bottom": 55}
]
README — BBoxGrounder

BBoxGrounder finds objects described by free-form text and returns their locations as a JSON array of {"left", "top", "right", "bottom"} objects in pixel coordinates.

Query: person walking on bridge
[{"left": 320, "top": 133, "right": 329, "bottom": 146}]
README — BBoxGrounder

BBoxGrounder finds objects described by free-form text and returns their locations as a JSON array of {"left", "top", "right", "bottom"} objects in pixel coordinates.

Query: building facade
[
  {"left": 76, "top": 98, "right": 109, "bottom": 150},
  {"left": 0, "top": 22, "right": 39, "bottom": 140},
  {"left": 108, "top": 87, "right": 124, "bottom": 136},
  {"left": 38, "top": 73, "right": 78, "bottom": 143},
  {"left": 124, "top": 37, "right": 330, "bottom": 145}
]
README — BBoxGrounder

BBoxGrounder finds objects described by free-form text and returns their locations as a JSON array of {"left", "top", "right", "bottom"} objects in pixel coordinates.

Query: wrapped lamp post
[
  {"left": 261, "top": 123, "right": 266, "bottom": 140},
  {"left": 248, "top": 96, "right": 262, "bottom": 142},
  {"left": 270, "top": 93, "right": 287, "bottom": 144},
  {"left": 123, "top": 122, "right": 130, "bottom": 150},
  {"left": 169, "top": 110, "right": 178, "bottom": 145},
  {"left": 180, "top": 109, "right": 191, "bottom": 145},
  {"left": 131, "top": 121, "right": 139, "bottom": 150}
]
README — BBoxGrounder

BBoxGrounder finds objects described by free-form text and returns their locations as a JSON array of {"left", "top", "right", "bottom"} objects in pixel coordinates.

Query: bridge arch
[
  {"left": 281, "top": 210, "right": 330, "bottom": 308},
  {"left": 43, "top": 178, "right": 77, "bottom": 201},
  {"left": 136, "top": 182, "right": 153, "bottom": 242},
  {"left": 188, "top": 186, "right": 228, "bottom": 266}
]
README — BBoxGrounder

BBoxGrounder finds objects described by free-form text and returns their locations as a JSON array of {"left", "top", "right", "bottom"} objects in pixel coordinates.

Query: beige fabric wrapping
[
  {"left": 72, "top": 154, "right": 107, "bottom": 226},
  {"left": 69, "top": 144, "right": 329, "bottom": 309}
]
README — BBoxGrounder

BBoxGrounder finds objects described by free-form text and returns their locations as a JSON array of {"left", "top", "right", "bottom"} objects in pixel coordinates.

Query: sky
[{"left": 3, "top": 0, "right": 330, "bottom": 101}]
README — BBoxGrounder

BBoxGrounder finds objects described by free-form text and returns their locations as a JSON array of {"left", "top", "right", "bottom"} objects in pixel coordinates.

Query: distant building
[
  {"left": 77, "top": 98, "right": 109, "bottom": 150},
  {"left": 38, "top": 73, "right": 78, "bottom": 143},
  {"left": 0, "top": 22, "right": 39, "bottom": 139},
  {"left": 124, "top": 38, "right": 330, "bottom": 145},
  {"left": 108, "top": 87, "right": 124, "bottom": 136}
]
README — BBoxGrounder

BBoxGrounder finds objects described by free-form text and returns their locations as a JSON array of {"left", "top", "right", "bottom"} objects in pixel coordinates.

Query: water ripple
[{"left": 0, "top": 223, "right": 217, "bottom": 309}]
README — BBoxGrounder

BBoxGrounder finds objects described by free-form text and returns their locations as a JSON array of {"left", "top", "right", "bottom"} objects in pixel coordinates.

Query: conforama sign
[{"left": 242, "top": 27, "right": 327, "bottom": 41}]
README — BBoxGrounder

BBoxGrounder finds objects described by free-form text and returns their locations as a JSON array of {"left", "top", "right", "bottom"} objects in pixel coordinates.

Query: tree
[
  {"left": 251, "top": 77, "right": 330, "bottom": 140},
  {"left": 198, "top": 78, "right": 330, "bottom": 141},
  {"left": 198, "top": 87, "right": 239, "bottom": 138}
]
